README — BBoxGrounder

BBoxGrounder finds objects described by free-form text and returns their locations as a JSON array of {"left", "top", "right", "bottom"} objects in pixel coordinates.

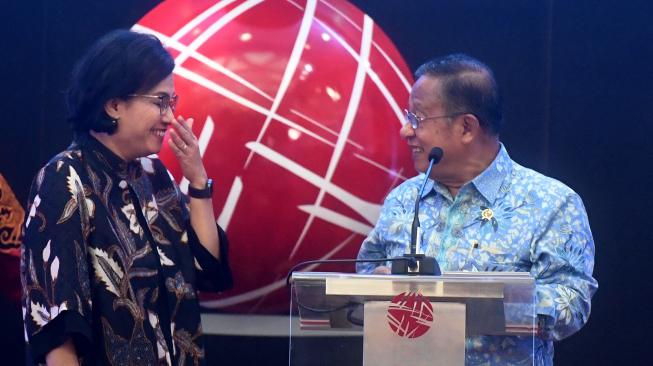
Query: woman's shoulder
[
  {"left": 35, "top": 147, "right": 85, "bottom": 183},
  {"left": 135, "top": 156, "right": 186, "bottom": 210},
  {"left": 137, "top": 155, "right": 173, "bottom": 179},
  {"left": 135, "top": 155, "right": 181, "bottom": 193},
  {"left": 49, "top": 145, "right": 83, "bottom": 164},
  {"left": 27, "top": 146, "right": 88, "bottom": 205}
]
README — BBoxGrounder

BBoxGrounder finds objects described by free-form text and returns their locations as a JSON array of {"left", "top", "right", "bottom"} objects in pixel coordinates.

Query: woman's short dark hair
[
  {"left": 415, "top": 54, "right": 503, "bottom": 135},
  {"left": 66, "top": 29, "right": 175, "bottom": 135}
]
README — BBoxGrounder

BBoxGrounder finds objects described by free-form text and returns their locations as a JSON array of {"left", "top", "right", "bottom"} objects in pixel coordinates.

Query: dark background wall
[{"left": 1, "top": 0, "right": 650, "bottom": 364}]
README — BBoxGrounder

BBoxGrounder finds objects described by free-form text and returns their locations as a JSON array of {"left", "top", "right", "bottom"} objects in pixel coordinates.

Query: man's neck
[{"left": 439, "top": 140, "right": 500, "bottom": 198}]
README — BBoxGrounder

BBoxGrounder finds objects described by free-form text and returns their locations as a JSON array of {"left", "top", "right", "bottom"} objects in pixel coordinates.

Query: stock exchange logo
[
  {"left": 135, "top": 0, "right": 413, "bottom": 313},
  {"left": 387, "top": 291, "right": 434, "bottom": 338}
]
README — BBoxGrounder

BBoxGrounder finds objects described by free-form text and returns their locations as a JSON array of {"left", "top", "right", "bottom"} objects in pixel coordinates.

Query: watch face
[{"left": 137, "top": 0, "right": 413, "bottom": 313}]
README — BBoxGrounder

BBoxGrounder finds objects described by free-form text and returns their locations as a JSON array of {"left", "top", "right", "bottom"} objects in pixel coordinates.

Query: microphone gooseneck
[
  {"left": 410, "top": 147, "right": 443, "bottom": 255},
  {"left": 392, "top": 147, "right": 443, "bottom": 276}
]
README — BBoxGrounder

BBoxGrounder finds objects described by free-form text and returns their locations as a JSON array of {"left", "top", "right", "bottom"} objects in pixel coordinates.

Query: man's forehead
[
  {"left": 410, "top": 75, "right": 443, "bottom": 109},
  {"left": 412, "top": 75, "right": 443, "bottom": 92}
]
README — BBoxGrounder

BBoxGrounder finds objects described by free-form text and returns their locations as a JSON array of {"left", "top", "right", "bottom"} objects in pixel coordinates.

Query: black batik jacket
[{"left": 21, "top": 134, "right": 232, "bottom": 365}]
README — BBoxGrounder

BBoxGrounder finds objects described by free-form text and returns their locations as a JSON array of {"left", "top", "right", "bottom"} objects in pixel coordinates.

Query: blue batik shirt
[{"left": 357, "top": 145, "right": 597, "bottom": 366}]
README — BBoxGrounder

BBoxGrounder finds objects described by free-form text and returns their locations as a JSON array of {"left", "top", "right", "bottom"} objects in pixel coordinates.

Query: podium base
[{"left": 391, "top": 254, "right": 441, "bottom": 275}]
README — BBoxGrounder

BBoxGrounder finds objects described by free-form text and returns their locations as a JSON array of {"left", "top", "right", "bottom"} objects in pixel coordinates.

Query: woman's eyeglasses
[{"left": 128, "top": 94, "right": 179, "bottom": 115}]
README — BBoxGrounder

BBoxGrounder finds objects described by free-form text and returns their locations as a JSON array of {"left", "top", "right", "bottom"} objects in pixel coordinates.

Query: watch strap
[{"left": 187, "top": 178, "right": 213, "bottom": 199}]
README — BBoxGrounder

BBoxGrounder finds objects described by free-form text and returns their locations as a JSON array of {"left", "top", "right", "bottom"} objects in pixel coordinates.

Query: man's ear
[
  {"left": 104, "top": 98, "right": 121, "bottom": 120},
  {"left": 460, "top": 114, "right": 481, "bottom": 144}
]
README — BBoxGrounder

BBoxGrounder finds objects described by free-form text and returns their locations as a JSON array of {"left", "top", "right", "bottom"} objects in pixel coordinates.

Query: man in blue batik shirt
[{"left": 356, "top": 54, "right": 597, "bottom": 366}]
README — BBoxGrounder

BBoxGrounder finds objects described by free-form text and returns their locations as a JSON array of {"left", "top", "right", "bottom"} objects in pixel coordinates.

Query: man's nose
[{"left": 399, "top": 122, "right": 414, "bottom": 139}]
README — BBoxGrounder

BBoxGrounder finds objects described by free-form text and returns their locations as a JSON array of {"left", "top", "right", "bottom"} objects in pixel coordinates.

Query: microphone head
[{"left": 428, "top": 147, "right": 444, "bottom": 164}]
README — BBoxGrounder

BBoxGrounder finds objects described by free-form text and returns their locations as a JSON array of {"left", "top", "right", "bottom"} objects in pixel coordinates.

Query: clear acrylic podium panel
[{"left": 289, "top": 272, "right": 536, "bottom": 366}]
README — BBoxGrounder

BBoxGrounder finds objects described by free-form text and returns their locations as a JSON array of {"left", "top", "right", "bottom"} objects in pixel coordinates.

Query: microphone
[{"left": 391, "top": 147, "right": 443, "bottom": 275}]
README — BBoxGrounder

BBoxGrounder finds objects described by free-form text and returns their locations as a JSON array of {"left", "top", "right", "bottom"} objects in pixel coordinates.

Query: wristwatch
[{"left": 187, "top": 178, "right": 213, "bottom": 199}]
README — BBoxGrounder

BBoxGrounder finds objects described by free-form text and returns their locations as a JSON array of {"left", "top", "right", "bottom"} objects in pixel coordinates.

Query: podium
[{"left": 289, "top": 272, "right": 537, "bottom": 366}]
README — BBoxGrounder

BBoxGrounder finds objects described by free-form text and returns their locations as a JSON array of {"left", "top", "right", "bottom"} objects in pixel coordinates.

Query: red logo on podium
[{"left": 387, "top": 291, "right": 434, "bottom": 338}]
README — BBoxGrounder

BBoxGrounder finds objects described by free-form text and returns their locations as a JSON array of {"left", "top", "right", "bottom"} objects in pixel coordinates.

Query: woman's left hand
[{"left": 167, "top": 116, "right": 208, "bottom": 188}]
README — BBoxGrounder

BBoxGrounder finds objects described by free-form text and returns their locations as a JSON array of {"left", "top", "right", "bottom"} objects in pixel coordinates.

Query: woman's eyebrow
[{"left": 149, "top": 91, "right": 174, "bottom": 97}]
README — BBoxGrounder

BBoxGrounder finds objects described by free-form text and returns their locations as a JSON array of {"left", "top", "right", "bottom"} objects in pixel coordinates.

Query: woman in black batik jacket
[{"left": 21, "top": 29, "right": 232, "bottom": 366}]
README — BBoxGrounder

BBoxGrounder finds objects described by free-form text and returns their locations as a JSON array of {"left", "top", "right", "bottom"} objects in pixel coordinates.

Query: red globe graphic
[
  {"left": 387, "top": 291, "right": 434, "bottom": 338},
  {"left": 134, "top": 0, "right": 413, "bottom": 313}
]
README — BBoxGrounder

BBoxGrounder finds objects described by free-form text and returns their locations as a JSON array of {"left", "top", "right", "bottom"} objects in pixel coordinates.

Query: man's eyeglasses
[
  {"left": 404, "top": 109, "right": 464, "bottom": 129},
  {"left": 128, "top": 94, "right": 179, "bottom": 115}
]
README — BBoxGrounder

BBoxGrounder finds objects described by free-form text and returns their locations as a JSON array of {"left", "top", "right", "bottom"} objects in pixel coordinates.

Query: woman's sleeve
[
  {"left": 186, "top": 223, "right": 233, "bottom": 292},
  {"left": 21, "top": 161, "right": 94, "bottom": 363},
  {"left": 149, "top": 157, "right": 233, "bottom": 293}
]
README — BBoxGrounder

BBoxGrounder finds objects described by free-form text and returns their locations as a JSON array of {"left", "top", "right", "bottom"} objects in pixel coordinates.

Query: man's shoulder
[
  {"left": 378, "top": 175, "right": 426, "bottom": 209},
  {"left": 510, "top": 161, "right": 580, "bottom": 200},
  {"left": 388, "top": 174, "right": 424, "bottom": 195}
]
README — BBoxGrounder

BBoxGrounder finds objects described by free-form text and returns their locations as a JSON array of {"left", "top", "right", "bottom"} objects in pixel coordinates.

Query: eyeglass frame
[
  {"left": 127, "top": 94, "right": 179, "bottom": 116},
  {"left": 404, "top": 109, "right": 467, "bottom": 129}
]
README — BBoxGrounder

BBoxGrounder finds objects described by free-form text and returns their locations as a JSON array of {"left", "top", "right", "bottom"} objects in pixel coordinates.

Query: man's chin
[{"left": 413, "top": 162, "right": 429, "bottom": 175}]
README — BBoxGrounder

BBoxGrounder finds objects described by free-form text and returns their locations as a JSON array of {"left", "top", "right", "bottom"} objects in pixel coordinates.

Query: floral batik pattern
[
  {"left": 21, "top": 135, "right": 232, "bottom": 365},
  {"left": 357, "top": 144, "right": 597, "bottom": 366}
]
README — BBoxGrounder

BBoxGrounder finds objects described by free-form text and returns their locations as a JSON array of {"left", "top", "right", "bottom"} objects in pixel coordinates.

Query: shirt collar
[
  {"left": 420, "top": 177, "right": 436, "bottom": 199},
  {"left": 75, "top": 133, "right": 141, "bottom": 180},
  {"left": 420, "top": 143, "right": 513, "bottom": 205},
  {"left": 470, "top": 143, "right": 512, "bottom": 204}
]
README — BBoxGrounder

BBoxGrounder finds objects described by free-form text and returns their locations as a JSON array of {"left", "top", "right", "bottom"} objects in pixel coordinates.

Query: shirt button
[
  {"left": 436, "top": 222, "right": 445, "bottom": 232},
  {"left": 452, "top": 228, "right": 463, "bottom": 238}
]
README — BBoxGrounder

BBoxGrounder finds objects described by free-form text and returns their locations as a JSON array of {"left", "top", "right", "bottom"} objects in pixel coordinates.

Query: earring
[{"left": 111, "top": 118, "right": 118, "bottom": 126}]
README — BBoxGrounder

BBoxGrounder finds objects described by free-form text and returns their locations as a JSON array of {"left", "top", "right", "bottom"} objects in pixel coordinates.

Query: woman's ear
[{"left": 103, "top": 98, "right": 121, "bottom": 120}]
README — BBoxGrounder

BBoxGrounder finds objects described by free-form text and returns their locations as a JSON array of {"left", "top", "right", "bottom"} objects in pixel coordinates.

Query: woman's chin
[{"left": 144, "top": 140, "right": 163, "bottom": 156}]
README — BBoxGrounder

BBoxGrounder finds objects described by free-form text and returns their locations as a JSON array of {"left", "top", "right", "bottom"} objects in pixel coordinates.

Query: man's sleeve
[
  {"left": 356, "top": 190, "right": 406, "bottom": 274},
  {"left": 356, "top": 227, "right": 385, "bottom": 274},
  {"left": 530, "top": 192, "right": 598, "bottom": 341}
]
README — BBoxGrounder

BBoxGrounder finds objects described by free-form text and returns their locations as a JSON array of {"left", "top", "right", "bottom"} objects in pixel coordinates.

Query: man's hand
[{"left": 372, "top": 265, "right": 391, "bottom": 274}]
